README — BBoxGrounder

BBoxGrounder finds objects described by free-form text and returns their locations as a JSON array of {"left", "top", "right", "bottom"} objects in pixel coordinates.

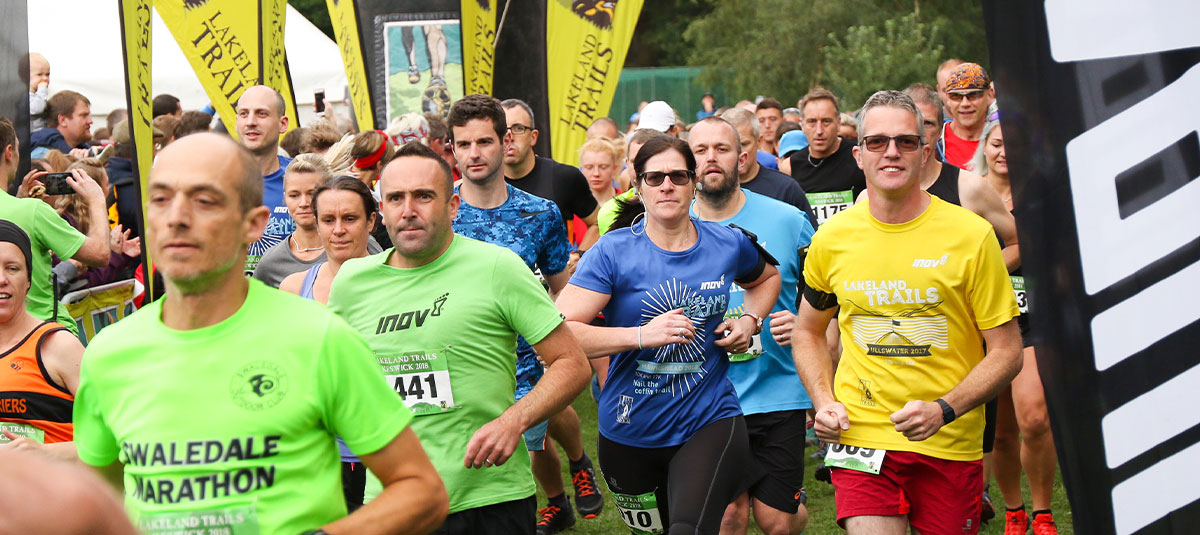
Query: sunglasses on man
[{"left": 861, "top": 134, "right": 923, "bottom": 153}]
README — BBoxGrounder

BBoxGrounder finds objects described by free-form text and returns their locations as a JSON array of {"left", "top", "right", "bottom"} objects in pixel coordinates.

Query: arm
[
  {"left": 791, "top": 298, "right": 847, "bottom": 442},
  {"left": 322, "top": 428, "right": 448, "bottom": 535},
  {"left": 544, "top": 270, "right": 569, "bottom": 298},
  {"left": 960, "top": 171, "right": 1021, "bottom": 272},
  {"left": 890, "top": 319, "right": 1023, "bottom": 441},
  {"left": 278, "top": 271, "right": 304, "bottom": 296},
  {"left": 463, "top": 322, "right": 590, "bottom": 468},
  {"left": 67, "top": 169, "right": 113, "bottom": 267},
  {"left": 97, "top": 460, "right": 125, "bottom": 490},
  {"left": 578, "top": 207, "right": 599, "bottom": 250},
  {"left": 713, "top": 263, "right": 780, "bottom": 354},
  {"left": 557, "top": 284, "right": 697, "bottom": 358}
]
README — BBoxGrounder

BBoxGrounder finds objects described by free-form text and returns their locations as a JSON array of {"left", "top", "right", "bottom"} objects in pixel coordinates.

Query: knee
[
  {"left": 720, "top": 496, "right": 750, "bottom": 531},
  {"left": 1019, "top": 407, "right": 1052, "bottom": 438},
  {"left": 993, "top": 430, "right": 1019, "bottom": 452}
]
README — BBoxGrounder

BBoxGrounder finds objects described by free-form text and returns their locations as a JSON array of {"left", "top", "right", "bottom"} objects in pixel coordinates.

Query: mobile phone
[
  {"left": 314, "top": 89, "right": 325, "bottom": 113},
  {"left": 42, "top": 172, "right": 74, "bottom": 196}
]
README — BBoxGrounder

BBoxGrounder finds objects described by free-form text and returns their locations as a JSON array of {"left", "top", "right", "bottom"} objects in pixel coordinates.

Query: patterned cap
[{"left": 945, "top": 63, "right": 991, "bottom": 92}]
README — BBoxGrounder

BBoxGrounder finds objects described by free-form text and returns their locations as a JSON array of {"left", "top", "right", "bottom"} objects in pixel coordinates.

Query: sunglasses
[
  {"left": 861, "top": 134, "right": 923, "bottom": 153},
  {"left": 638, "top": 169, "right": 696, "bottom": 186},
  {"left": 947, "top": 90, "right": 986, "bottom": 102}
]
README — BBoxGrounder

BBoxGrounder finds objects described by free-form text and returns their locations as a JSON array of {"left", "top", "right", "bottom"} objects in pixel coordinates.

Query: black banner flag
[{"left": 982, "top": 2, "right": 1200, "bottom": 534}]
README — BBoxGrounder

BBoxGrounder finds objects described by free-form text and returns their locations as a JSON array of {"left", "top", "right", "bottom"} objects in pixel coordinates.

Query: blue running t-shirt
[
  {"left": 453, "top": 184, "right": 568, "bottom": 397},
  {"left": 570, "top": 218, "right": 762, "bottom": 448},
  {"left": 247, "top": 155, "right": 294, "bottom": 274},
  {"left": 692, "top": 190, "right": 816, "bottom": 414}
]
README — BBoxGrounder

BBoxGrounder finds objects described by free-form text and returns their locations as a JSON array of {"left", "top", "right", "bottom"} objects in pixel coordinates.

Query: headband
[
  {"left": 0, "top": 220, "right": 33, "bottom": 277},
  {"left": 354, "top": 130, "right": 389, "bottom": 169}
]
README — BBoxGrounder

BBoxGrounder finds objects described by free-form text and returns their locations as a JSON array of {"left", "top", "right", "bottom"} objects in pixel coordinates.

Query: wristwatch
[
  {"left": 935, "top": 398, "right": 956, "bottom": 425},
  {"left": 739, "top": 313, "right": 763, "bottom": 335}
]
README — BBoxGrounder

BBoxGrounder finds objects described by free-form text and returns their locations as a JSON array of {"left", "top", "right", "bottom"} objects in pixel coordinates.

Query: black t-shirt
[
  {"left": 927, "top": 163, "right": 961, "bottom": 206},
  {"left": 788, "top": 139, "right": 867, "bottom": 197},
  {"left": 742, "top": 166, "right": 819, "bottom": 228},
  {"left": 505, "top": 156, "right": 598, "bottom": 225}
]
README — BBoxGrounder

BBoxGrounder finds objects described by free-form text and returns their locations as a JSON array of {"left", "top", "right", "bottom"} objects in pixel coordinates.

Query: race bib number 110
[{"left": 613, "top": 490, "right": 665, "bottom": 535}]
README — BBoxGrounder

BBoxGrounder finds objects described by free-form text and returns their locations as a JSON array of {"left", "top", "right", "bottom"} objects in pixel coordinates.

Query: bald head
[
  {"left": 238, "top": 85, "right": 286, "bottom": 116},
  {"left": 155, "top": 133, "right": 262, "bottom": 212}
]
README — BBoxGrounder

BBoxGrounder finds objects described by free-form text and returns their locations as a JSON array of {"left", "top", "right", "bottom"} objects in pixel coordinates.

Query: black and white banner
[{"left": 983, "top": 1, "right": 1200, "bottom": 533}]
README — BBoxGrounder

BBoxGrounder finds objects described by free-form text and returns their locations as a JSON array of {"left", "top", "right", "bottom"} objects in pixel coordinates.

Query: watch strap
[{"left": 935, "top": 398, "right": 956, "bottom": 425}]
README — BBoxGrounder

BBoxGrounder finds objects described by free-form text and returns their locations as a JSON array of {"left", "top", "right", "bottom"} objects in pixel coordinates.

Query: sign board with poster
[{"left": 382, "top": 15, "right": 464, "bottom": 122}]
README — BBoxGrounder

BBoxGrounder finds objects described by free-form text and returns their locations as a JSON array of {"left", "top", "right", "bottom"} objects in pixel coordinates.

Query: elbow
[
  {"left": 420, "top": 482, "right": 450, "bottom": 533},
  {"left": 79, "top": 244, "right": 109, "bottom": 267}
]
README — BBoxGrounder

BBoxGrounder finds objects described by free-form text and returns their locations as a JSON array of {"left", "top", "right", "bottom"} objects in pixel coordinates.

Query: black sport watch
[{"left": 935, "top": 398, "right": 956, "bottom": 425}]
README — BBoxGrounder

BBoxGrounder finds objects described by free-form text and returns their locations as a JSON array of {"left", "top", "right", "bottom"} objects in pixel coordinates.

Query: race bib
[
  {"left": 728, "top": 333, "right": 764, "bottom": 363},
  {"left": 1011, "top": 275, "right": 1028, "bottom": 314},
  {"left": 806, "top": 190, "right": 854, "bottom": 224},
  {"left": 613, "top": 490, "right": 665, "bottom": 535},
  {"left": 378, "top": 348, "right": 457, "bottom": 416},
  {"left": 0, "top": 422, "right": 45, "bottom": 444},
  {"left": 138, "top": 505, "right": 259, "bottom": 535},
  {"left": 824, "top": 443, "right": 885, "bottom": 474}
]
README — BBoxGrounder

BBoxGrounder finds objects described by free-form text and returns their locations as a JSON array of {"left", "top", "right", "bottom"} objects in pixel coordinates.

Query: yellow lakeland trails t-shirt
[{"left": 803, "top": 194, "right": 1018, "bottom": 461}]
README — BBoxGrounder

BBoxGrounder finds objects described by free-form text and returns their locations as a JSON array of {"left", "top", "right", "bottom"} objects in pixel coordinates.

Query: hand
[
  {"left": 0, "top": 430, "right": 41, "bottom": 454},
  {"left": 121, "top": 237, "right": 141, "bottom": 258},
  {"left": 713, "top": 315, "right": 756, "bottom": 353},
  {"left": 639, "top": 308, "right": 696, "bottom": 348},
  {"left": 66, "top": 169, "right": 104, "bottom": 205},
  {"left": 814, "top": 402, "right": 850, "bottom": 443},
  {"left": 109, "top": 225, "right": 127, "bottom": 254},
  {"left": 68, "top": 259, "right": 88, "bottom": 275},
  {"left": 68, "top": 148, "right": 90, "bottom": 160},
  {"left": 566, "top": 251, "right": 581, "bottom": 278},
  {"left": 463, "top": 414, "right": 523, "bottom": 469},
  {"left": 768, "top": 310, "right": 795, "bottom": 346},
  {"left": 889, "top": 400, "right": 944, "bottom": 442},
  {"left": 16, "top": 170, "right": 46, "bottom": 199}
]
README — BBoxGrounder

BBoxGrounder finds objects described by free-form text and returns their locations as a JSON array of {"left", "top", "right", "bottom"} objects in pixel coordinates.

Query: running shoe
[
  {"left": 571, "top": 463, "right": 604, "bottom": 518},
  {"left": 1004, "top": 508, "right": 1030, "bottom": 535},
  {"left": 1032, "top": 512, "right": 1058, "bottom": 535},
  {"left": 536, "top": 504, "right": 576, "bottom": 535},
  {"left": 981, "top": 488, "right": 996, "bottom": 524},
  {"left": 407, "top": 64, "right": 420, "bottom": 84}
]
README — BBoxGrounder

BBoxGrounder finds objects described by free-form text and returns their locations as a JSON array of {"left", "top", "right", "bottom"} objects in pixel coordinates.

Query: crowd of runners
[{"left": 0, "top": 53, "right": 1061, "bottom": 535}]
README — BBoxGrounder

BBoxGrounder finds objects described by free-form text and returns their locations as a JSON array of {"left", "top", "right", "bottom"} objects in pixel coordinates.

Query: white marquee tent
[{"left": 28, "top": 1, "right": 349, "bottom": 126}]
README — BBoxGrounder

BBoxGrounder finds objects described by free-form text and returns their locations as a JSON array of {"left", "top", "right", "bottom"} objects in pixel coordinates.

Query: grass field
[{"left": 536, "top": 392, "right": 1074, "bottom": 534}]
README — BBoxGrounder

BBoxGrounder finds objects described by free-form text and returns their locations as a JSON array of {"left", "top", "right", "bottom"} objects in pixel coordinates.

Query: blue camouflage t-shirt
[
  {"left": 247, "top": 155, "right": 294, "bottom": 274},
  {"left": 452, "top": 184, "right": 568, "bottom": 397}
]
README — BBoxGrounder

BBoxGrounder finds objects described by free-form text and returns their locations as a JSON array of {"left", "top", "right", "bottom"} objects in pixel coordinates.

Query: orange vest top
[{"left": 0, "top": 322, "right": 74, "bottom": 443}]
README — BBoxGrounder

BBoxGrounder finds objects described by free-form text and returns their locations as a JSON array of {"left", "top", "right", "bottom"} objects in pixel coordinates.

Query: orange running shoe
[
  {"left": 1005, "top": 508, "right": 1030, "bottom": 535},
  {"left": 1032, "top": 512, "right": 1059, "bottom": 535}
]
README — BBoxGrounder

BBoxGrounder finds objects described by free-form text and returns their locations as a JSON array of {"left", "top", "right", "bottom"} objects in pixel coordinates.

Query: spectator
[
  {"left": 54, "top": 158, "right": 141, "bottom": 290},
  {"left": 152, "top": 114, "right": 180, "bottom": 147},
  {"left": 349, "top": 130, "right": 394, "bottom": 189},
  {"left": 34, "top": 151, "right": 69, "bottom": 173},
  {"left": 755, "top": 97, "right": 784, "bottom": 155},
  {"left": 151, "top": 93, "right": 181, "bottom": 118},
  {"left": 304, "top": 120, "right": 343, "bottom": 155},
  {"left": 0, "top": 117, "right": 109, "bottom": 336},
  {"left": 696, "top": 92, "right": 717, "bottom": 120},
  {"left": 280, "top": 126, "right": 309, "bottom": 157},
  {"left": 585, "top": 117, "right": 621, "bottom": 141},
  {"left": 106, "top": 109, "right": 128, "bottom": 134},
  {"left": 24, "top": 53, "right": 51, "bottom": 131},
  {"left": 424, "top": 112, "right": 459, "bottom": 181},
  {"left": 90, "top": 127, "right": 111, "bottom": 145},
  {"left": 30, "top": 90, "right": 92, "bottom": 159},
  {"left": 104, "top": 120, "right": 166, "bottom": 239},
  {"left": 175, "top": 110, "right": 213, "bottom": 138}
]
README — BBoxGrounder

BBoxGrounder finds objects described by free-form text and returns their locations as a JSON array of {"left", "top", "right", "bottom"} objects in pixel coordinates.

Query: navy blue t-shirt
[
  {"left": 453, "top": 184, "right": 569, "bottom": 397},
  {"left": 570, "top": 218, "right": 761, "bottom": 447}
]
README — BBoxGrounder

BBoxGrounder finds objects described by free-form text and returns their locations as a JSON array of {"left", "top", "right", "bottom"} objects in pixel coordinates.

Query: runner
[
  {"left": 444, "top": 95, "right": 603, "bottom": 533},
  {"left": 687, "top": 117, "right": 816, "bottom": 535},
  {"left": 279, "top": 176, "right": 380, "bottom": 513},
  {"left": 793, "top": 91, "right": 1022, "bottom": 535},
  {"left": 557, "top": 135, "right": 782, "bottom": 535},
  {"left": 327, "top": 140, "right": 591, "bottom": 534},
  {"left": 969, "top": 120, "right": 1059, "bottom": 535},
  {"left": 0, "top": 448, "right": 137, "bottom": 534},
  {"left": 235, "top": 86, "right": 294, "bottom": 274},
  {"left": 0, "top": 220, "right": 83, "bottom": 462},
  {"left": 788, "top": 87, "right": 867, "bottom": 225},
  {"left": 72, "top": 133, "right": 448, "bottom": 535},
  {"left": 253, "top": 155, "right": 332, "bottom": 288}
]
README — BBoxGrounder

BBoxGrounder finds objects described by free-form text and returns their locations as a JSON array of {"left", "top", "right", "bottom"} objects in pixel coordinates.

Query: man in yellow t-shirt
[{"left": 792, "top": 90, "right": 1021, "bottom": 535}]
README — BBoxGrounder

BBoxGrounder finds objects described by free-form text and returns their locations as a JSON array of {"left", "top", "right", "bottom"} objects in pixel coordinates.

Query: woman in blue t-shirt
[{"left": 558, "top": 135, "right": 781, "bottom": 535}]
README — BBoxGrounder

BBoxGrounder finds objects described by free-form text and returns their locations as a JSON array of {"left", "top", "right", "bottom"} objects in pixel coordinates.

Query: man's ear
[{"left": 278, "top": 115, "right": 289, "bottom": 134}]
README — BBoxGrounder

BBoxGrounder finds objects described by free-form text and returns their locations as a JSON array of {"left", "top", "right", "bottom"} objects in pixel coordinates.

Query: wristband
[
  {"left": 935, "top": 398, "right": 956, "bottom": 425},
  {"left": 637, "top": 325, "right": 643, "bottom": 350},
  {"left": 739, "top": 313, "right": 763, "bottom": 335},
  {"left": 299, "top": 530, "right": 329, "bottom": 535}
]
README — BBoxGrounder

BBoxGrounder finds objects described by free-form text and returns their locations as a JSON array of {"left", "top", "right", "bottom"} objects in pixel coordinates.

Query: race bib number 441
[{"left": 378, "top": 349, "right": 457, "bottom": 416}]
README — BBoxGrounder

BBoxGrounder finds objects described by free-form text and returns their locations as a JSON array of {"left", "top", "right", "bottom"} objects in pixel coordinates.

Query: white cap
[{"left": 637, "top": 101, "right": 676, "bottom": 133}]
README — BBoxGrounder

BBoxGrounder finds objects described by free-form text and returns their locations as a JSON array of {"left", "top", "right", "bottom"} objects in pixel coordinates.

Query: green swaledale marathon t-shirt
[
  {"left": 328, "top": 235, "right": 564, "bottom": 514},
  {"left": 73, "top": 279, "right": 413, "bottom": 535}
]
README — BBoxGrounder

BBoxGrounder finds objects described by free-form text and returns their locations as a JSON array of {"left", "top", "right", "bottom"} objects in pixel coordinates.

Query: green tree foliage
[
  {"left": 679, "top": 0, "right": 989, "bottom": 105},
  {"left": 290, "top": 0, "right": 335, "bottom": 41},
  {"left": 821, "top": 11, "right": 944, "bottom": 110}
]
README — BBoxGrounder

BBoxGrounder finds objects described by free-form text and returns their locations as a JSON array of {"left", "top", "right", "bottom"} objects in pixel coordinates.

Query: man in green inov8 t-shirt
[
  {"left": 328, "top": 142, "right": 591, "bottom": 535},
  {"left": 72, "top": 133, "right": 449, "bottom": 535}
]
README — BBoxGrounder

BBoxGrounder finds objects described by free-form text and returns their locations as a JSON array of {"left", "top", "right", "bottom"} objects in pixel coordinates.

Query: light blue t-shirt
[
  {"left": 692, "top": 190, "right": 815, "bottom": 414},
  {"left": 569, "top": 218, "right": 763, "bottom": 448}
]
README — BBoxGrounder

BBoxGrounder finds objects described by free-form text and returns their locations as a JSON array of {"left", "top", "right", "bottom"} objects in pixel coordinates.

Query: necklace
[
  {"left": 291, "top": 235, "right": 324, "bottom": 253},
  {"left": 807, "top": 152, "right": 825, "bottom": 168}
]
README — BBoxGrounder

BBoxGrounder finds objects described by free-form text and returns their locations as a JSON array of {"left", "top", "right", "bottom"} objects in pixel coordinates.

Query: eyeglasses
[
  {"left": 947, "top": 90, "right": 986, "bottom": 102},
  {"left": 861, "top": 134, "right": 923, "bottom": 153},
  {"left": 638, "top": 169, "right": 696, "bottom": 186},
  {"left": 508, "top": 124, "right": 534, "bottom": 136}
]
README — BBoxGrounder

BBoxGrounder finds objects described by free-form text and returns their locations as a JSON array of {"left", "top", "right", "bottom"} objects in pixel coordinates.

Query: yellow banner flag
[
  {"left": 260, "top": 0, "right": 298, "bottom": 132},
  {"left": 155, "top": 0, "right": 299, "bottom": 138},
  {"left": 326, "top": 0, "right": 374, "bottom": 131},
  {"left": 461, "top": 0, "right": 495, "bottom": 96},
  {"left": 546, "top": 0, "right": 643, "bottom": 165},
  {"left": 118, "top": 0, "right": 155, "bottom": 300}
]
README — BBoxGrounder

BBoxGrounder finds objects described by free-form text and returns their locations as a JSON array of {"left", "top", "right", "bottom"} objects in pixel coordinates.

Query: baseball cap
[
  {"left": 637, "top": 101, "right": 676, "bottom": 133},
  {"left": 945, "top": 63, "right": 991, "bottom": 92},
  {"left": 386, "top": 113, "right": 430, "bottom": 146},
  {"left": 778, "top": 130, "right": 809, "bottom": 157}
]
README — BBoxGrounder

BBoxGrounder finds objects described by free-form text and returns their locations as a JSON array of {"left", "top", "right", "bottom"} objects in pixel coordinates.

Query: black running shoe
[
  {"left": 536, "top": 504, "right": 576, "bottom": 535},
  {"left": 571, "top": 464, "right": 604, "bottom": 518}
]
